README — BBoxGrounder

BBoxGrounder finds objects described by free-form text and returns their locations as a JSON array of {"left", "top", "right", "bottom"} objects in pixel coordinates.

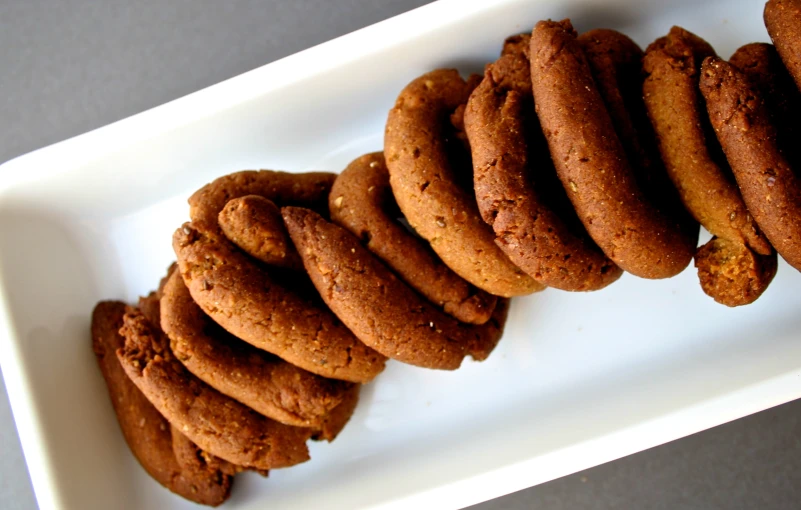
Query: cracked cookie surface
[
  {"left": 329, "top": 152, "right": 497, "bottom": 322},
  {"left": 384, "top": 68, "right": 542, "bottom": 297},
  {"left": 531, "top": 20, "right": 692, "bottom": 279},
  {"left": 283, "top": 206, "right": 509, "bottom": 370},
  {"left": 173, "top": 222, "right": 386, "bottom": 383},
  {"left": 160, "top": 268, "right": 355, "bottom": 429},
  {"left": 465, "top": 33, "right": 622, "bottom": 291},
  {"left": 117, "top": 306, "right": 312, "bottom": 470}
]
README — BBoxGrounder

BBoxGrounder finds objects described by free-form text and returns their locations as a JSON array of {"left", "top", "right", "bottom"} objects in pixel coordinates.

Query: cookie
[
  {"left": 160, "top": 268, "right": 353, "bottom": 429},
  {"left": 462, "top": 297, "right": 510, "bottom": 362},
  {"left": 765, "top": 0, "right": 801, "bottom": 91},
  {"left": 701, "top": 56, "right": 801, "bottom": 272},
  {"left": 173, "top": 222, "right": 386, "bottom": 383},
  {"left": 501, "top": 33, "right": 531, "bottom": 58},
  {"left": 384, "top": 68, "right": 543, "bottom": 297},
  {"left": 189, "top": 170, "right": 336, "bottom": 231},
  {"left": 117, "top": 306, "right": 312, "bottom": 470},
  {"left": 283, "top": 206, "right": 509, "bottom": 370},
  {"left": 312, "top": 384, "right": 360, "bottom": 442},
  {"left": 465, "top": 33, "right": 622, "bottom": 291},
  {"left": 218, "top": 195, "right": 304, "bottom": 270},
  {"left": 91, "top": 301, "right": 232, "bottom": 506},
  {"left": 530, "top": 20, "right": 693, "bottom": 279},
  {"left": 329, "top": 152, "right": 498, "bottom": 323},
  {"left": 694, "top": 237, "right": 777, "bottom": 307},
  {"left": 579, "top": 29, "right": 699, "bottom": 251},
  {"left": 730, "top": 42, "right": 801, "bottom": 168},
  {"left": 643, "top": 27, "right": 772, "bottom": 256},
  {"left": 170, "top": 425, "right": 243, "bottom": 477}
]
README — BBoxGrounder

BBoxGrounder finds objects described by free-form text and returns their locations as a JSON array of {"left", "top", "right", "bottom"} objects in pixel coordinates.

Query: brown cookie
[
  {"left": 173, "top": 222, "right": 386, "bottom": 383},
  {"left": 730, "top": 42, "right": 801, "bottom": 169},
  {"left": 312, "top": 385, "right": 360, "bottom": 442},
  {"left": 189, "top": 170, "right": 336, "bottom": 231},
  {"left": 218, "top": 195, "right": 304, "bottom": 270},
  {"left": 579, "top": 29, "right": 699, "bottom": 251},
  {"left": 530, "top": 20, "right": 693, "bottom": 279},
  {"left": 283, "top": 206, "right": 509, "bottom": 370},
  {"left": 701, "top": 57, "right": 801, "bottom": 272},
  {"left": 170, "top": 425, "right": 244, "bottom": 478},
  {"left": 694, "top": 237, "right": 777, "bottom": 307},
  {"left": 160, "top": 268, "right": 353, "bottom": 428},
  {"left": 117, "top": 306, "right": 312, "bottom": 471},
  {"left": 643, "top": 27, "right": 772, "bottom": 255},
  {"left": 329, "top": 152, "right": 497, "bottom": 323},
  {"left": 765, "top": 0, "right": 801, "bottom": 91},
  {"left": 462, "top": 297, "right": 510, "bottom": 362},
  {"left": 384, "top": 68, "right": 543, "bottom": 297},
  {"left": 501, "top": 33, "right": 531, "bottom": 58},
  {"left": 91, "top": 301, "right": 232, "bottom": 506},
  {"left": 465, "top": 33, "right": 622, "bottom": 291}
]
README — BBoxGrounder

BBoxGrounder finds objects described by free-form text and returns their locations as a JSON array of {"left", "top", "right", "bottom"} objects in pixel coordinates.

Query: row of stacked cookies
[
  {"left": 385, "top": 0, "right": 801, "bottom": 307},
  {"left": 91, "top": 0, "right": 801, "bottom": 505},
  {"left": 91, "top": 163, "right": 513, "bottom": 505}
]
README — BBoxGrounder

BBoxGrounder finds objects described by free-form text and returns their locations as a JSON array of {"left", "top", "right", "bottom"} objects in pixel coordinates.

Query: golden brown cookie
[
  {"left": 461, "top": 297, "right": 510, "bottom": 362},
  {"left": 765, "top": 0, "right": 801, "bottom": 91},
  {"left": 530, "top": 20, "right": 693, "bottom": 279},
  {"left": 91, "top": 301, "right": 232, "bottom": 506},
  {"left": 218, "top": 195, "right": 304, "bottom": 270},
  {"left": 189, "top": 170, "right": 336, "bottom": 231},
  {"left": 160, "top": 268, "right": 353, "bottom": 429},
  {"left": 117, "top": 306, "right": 312, "bottom": 471},
  {"left": 701, "top": 56, "right": 801, "bottom": 272},
  {"left": 283, "top": 206, "right": 509, "bottom": 370},
  {"left": 644, "top": 28, "right": 776, "bottom": 305},
  {"left": 173, "top": 222, "right": 386, "bottom": 383},
  {"left": 312, "top": 385, "right": 360, "bottom": 442},
  {"left": 170, "top": 425, "right": 244, "bottom": 478},
  {"left": 694, "top": 237, "right": 777, "bottom": 307},
  {"left": 502, "top": 33, "right": 531, "bottom": 58},
  {"left": 329, "top": 152, "right": 497, "bottom": 323},
  {"left": 730, "top": 42, "right": 801, "bottom": 168},
  {"left": 384, "top": 68, "right": 543, "bottom": 297},
  {"left": 579, "top": 29, "right": 699, "bottom": 252},
  {"left": 643, "top": 27, "right": 771, "bottom": 255},
  {"left": 465, "top": 33, "right": 622, "bottom": 291}
]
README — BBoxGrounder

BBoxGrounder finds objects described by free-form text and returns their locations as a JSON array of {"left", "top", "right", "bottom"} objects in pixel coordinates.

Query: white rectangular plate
[{"left": 1, "top": 0, "right": 799, "bottom": 508}]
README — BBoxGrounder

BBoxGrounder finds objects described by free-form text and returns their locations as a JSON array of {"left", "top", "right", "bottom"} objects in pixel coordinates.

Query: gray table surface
[{"left": 2, "top": 1, "right": 800, "bottom": 509}]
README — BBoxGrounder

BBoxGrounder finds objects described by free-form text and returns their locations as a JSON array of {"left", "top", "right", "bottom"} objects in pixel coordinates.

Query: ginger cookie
[
  {"left": 160, "top": 269, "right": 354, "bottom": 429},
  {"left": 312, "top": 385, "right": 360, "bottom": 442},
  {"left": 730, "top": 42, "right": 801, "bottom": 169},
  {"left": 173, "top": 222, "right": 386, "bottom": 383},
  {"left": 189, "top": 170, "right": 335, "bottom": 232},
  {"left": 531, "top": 20, "right": 693, "bottom": 279},
  {"left": 117, "top": 306, "right": 312, "bottom": 471},
  {"left": 765, "top": 0, "right": 801, "bottom": 91},
  {"left": 283, "top": 206, "right": 509, "bottom": 370},
  {"left": 91, "top": 301, "right": 232, "bottom": 506},
  {"left": 694, "top": 237, "right": 777, "bottom": 307},
  {"left": 643, "top": 26, "right": 771, "bottom": 255},
  {"left": 218, "top": 195, "right": 304, "bottom": 270},
  {"left": 579, "top": 28, "right": 698, "bottom": 254},
  {"left": 701, "top": 57, "right": 801, "bottom": 272},
  {"left": 329, "top": 152, "right": 497, "bottom": 323},
  {"left": 384, "top": 68, "right": 542, "bottom": 297},
  {"left": 465, "top": 33, "right": 622, "bottom": 291}
]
